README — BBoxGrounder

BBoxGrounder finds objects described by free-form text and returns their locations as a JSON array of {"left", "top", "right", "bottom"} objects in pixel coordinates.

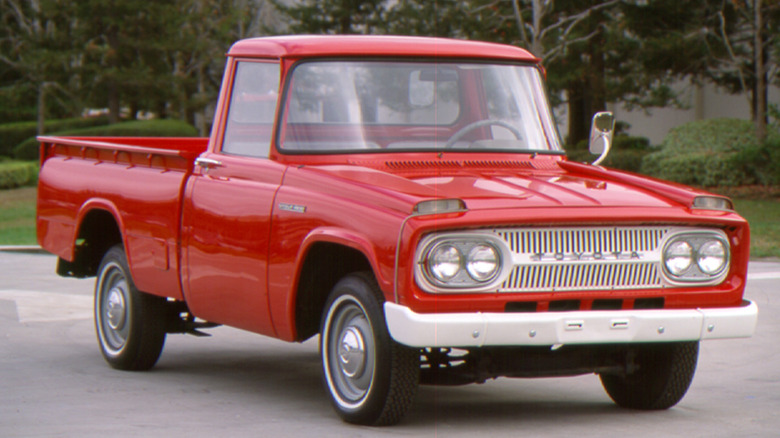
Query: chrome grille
[
  {"left": 495, "top": 227, "right": 670, "bottom": 292},
  {"left": 501, "top": 262, "right": 662, "bottom": 292},
  {"left": 497, "top": 227, "right": 668, "bottom": 255}
]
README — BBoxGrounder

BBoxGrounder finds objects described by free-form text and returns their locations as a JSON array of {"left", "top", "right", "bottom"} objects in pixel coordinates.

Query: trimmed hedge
[
  {"left": 733, "top": 135, "right": 780, "bottom": 186},
  {"left": 13, "top": 119, "right": 199, "bottom": 160},
  {"left": 0, "top": 160, "right": 38, "bottom": 189},
  {"left": 641, "top": 118, "right": 777, "bottom": 187},
  {"left": 0, "top": 117, "right": 110, "bottom": 158},
  {"left": 566, "top": 135, "right": 653, "bottom": 173}
]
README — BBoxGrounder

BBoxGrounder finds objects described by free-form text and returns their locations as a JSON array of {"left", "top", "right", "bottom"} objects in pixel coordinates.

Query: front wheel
[
  {"left": 320, "top": 273, "right": 419, "bottom": 426},
  {"left": 600, "top": 342, "right": 699, "bottom": 410},
  {"left": 95, "top": 245, "right": 167, "bottom": 371}
]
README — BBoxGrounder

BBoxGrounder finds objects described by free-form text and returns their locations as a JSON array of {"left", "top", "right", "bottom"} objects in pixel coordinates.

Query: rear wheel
[
  {"left": 95, "top": 245, "right": 167, "bottom": 371},
  {"left": 600, "top": 342, "right": 699, "bottom": 410},
  {"left": 320, "top": 273, "right": 419, "bottom": 425}
]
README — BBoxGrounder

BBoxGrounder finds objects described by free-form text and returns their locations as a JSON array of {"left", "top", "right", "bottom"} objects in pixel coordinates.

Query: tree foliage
[
  {"left": 0, "top": 0, "right": 280, "bottom": 136},
  {"left": 705, "top": 0, "right": 780, "bottom": 141},
  {"left": 272, "top": 1, "right": 696, "bottom": 144},
  {"left": 0, "top": 0, "right": 81, "bottom": 126},
  {"left": 274, "top": 0, "right": 779, "bottom": 146},
  {"left": 2, "top": 0, "right": 777, "bottom": 147},
  {"left": 271, "top": 0, "right": 386, "bottom": 34}
]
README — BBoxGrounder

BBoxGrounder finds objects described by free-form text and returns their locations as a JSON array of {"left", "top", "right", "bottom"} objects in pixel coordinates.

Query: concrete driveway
[{"left": 1, "top": 250, "right": 778, "bottom": 437}]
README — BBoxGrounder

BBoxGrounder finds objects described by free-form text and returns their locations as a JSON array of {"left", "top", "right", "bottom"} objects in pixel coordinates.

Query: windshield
[{"left": 278, "top": 60, "right": 562, "bottom": 153}]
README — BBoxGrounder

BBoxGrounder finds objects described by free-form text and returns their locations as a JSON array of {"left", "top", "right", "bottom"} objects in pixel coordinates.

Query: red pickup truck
[{"left": 37, "top": 35, "right": 757, "bottom": 426}]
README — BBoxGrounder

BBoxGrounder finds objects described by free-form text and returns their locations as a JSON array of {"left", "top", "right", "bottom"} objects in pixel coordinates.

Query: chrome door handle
[{"left": 195, "top": 157, "right": 223, "bottom": 169}]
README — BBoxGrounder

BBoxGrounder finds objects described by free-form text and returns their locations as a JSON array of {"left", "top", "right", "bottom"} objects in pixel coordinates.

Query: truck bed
[{"left": 37, "top": 136, "right": 208, "bottom": 299}]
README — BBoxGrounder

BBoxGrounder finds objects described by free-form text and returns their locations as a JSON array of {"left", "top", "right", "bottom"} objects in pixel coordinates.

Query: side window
[{"left": 222, "top": 61, "right": 280, "bottom": 157}]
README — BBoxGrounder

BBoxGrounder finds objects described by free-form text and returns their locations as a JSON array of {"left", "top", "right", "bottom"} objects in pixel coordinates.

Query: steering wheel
[{"left": 444, "top": 119, "right": 523, "bottom": 149}]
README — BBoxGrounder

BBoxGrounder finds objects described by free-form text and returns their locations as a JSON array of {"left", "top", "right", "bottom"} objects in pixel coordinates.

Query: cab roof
[{"left": 227, "top": 35, "right": 539, "bottom": 63}]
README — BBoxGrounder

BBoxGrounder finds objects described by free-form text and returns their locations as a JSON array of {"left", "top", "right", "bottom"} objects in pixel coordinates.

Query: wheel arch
[
  {"left": 58, "top": 202, "right": 124, "bottom": 278},
  {"left": 293, "top": 240, "right": 374, "bottom": 342}
]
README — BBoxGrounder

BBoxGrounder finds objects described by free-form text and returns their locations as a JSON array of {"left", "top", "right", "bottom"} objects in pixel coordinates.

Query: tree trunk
[
  {"left": 588, "top": 32, "right": 607, "bottom": 116},
  {"left": 568, "top": 29, "right": 607, "bottom": 147},
  {"left": 37, "top": 82, "right": 46, "bottom": 136},
  {"left": 197, "top": 64, "right": 207, "bottom": 136},
  {"left": 157, "top": 101, "right": 168, "bottom": 119},
  {"left": 108, "top": 81, "right": 120, "bottom": 124},
  {"left": 567, "top": 82, "right": 588, "bottom": 146},
  {"left": 754, "top": 0, "right": 767, "bottom": 142},
  {"left": 129, "top": 99, "right": 139, "bottom": 120}
]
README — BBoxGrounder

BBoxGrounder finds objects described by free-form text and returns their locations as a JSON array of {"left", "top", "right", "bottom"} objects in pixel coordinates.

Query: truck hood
[{"left": 306, "top": 157, "right": 707, "bottom": 212}]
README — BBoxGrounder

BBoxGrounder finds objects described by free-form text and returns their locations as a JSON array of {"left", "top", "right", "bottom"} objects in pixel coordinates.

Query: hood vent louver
[{"left": 349, "top": 159, "right": 561, "bottom": 171}]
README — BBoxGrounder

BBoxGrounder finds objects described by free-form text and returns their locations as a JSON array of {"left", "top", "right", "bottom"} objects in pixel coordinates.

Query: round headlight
[
  {"left": 665, "top": 240, "right": 693, "bottom": 276},
  {"left": 466, "top": 244, "right": 499, "bottom": 282},
  {"left": 428, "top": 244, "right": 462, "bottom": 283},
  {"left": 697, "top": 240, "right": 727, "bottom": 275}
]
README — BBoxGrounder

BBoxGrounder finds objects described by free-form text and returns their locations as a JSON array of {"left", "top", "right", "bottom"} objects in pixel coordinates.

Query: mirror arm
[{"left": 591, "top": 135, "right": 611, "bottom": 166}]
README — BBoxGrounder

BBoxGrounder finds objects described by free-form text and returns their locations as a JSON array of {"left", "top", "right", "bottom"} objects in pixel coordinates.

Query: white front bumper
[{"left": 384, "top": 300, "right": 758, "bottom": 348}]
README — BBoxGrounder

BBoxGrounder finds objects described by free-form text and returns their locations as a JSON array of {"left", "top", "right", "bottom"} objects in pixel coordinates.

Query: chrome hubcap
[
  {"left": 96, "top": 262, "right": 131, "bottom": 355},
  {"left": 339, "top": 326, "right": 366, "bottom": 378},
  {"left": 324, "top": 295, "right": 376, "bottom": 408},
  {"left": 106, "top": 287, "right": 127, "bottom": 330}
]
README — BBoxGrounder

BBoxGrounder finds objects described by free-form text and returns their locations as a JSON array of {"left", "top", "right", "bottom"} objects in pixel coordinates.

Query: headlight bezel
[
  {"left": 416, "top": 233, "right": 512, "bottom": 293},
  {"left": 660, "top": 230, "right": 730, "bottom": 284}
]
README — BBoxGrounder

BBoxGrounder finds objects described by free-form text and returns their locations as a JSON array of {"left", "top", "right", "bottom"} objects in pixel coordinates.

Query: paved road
[{"left": 1, "top": 250, "right": 778, "bottom": 437}]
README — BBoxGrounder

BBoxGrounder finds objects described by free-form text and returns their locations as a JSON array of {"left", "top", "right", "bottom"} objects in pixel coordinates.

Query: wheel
[
  {"left": 600, "top": 342, "right": 699, "bottom": 410},
  {"left": 320, "top": 273, "right": 419, "bottom": 426},
  {"left": 444, "top": 119, "right": 522, "bottom": 148},
  {"left": 95, "top": 244, "right": 167, "bottom": 371}
]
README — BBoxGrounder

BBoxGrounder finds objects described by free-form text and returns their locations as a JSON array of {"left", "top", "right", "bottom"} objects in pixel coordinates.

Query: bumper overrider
[{"left": 384, "top": 300, "right": 758, "bottom": 348}]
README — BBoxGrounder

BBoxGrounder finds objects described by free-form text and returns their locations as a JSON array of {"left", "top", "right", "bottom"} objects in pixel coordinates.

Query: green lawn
[
  {"left": 1, "top": 186, "right": 778, "bottom": 258},
  {"left": 0, "top": 187, "right": 37, "bottom": 245},
  {"left": 734, "top": 198, "right": 780, "bottom": 259}
]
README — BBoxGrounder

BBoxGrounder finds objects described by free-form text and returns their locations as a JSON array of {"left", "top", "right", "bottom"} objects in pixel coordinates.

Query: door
[{"left": 181, "top": 60, "right": 283, "bottom": 336}]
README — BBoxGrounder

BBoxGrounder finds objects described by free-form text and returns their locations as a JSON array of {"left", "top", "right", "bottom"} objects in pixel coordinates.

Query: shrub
[
  {"left": 640, "top": 118, "right": 775, "bottom": 187},
  {"left": 13, "top": 119, "right": 199, "bottom": 160},
  {"left": 0, "top": 117, "right": 110, "bottom": 158},
  {"left": 0, "top": 160, "right": 38, "bottom": 189},
  {"left": 733, "top": 136, "right": 780, "bottom": 186},
  {"left": 566, "top": 135, "right": 653, "bottom": 173}
]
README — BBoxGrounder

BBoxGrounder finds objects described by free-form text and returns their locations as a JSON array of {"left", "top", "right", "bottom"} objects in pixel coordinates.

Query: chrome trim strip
[
  {"left": 394, "top": 213, "right": 416, "bottom": 304},
  {"left": 395, "top": 203, "right": 468, "bottom": 302}
]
